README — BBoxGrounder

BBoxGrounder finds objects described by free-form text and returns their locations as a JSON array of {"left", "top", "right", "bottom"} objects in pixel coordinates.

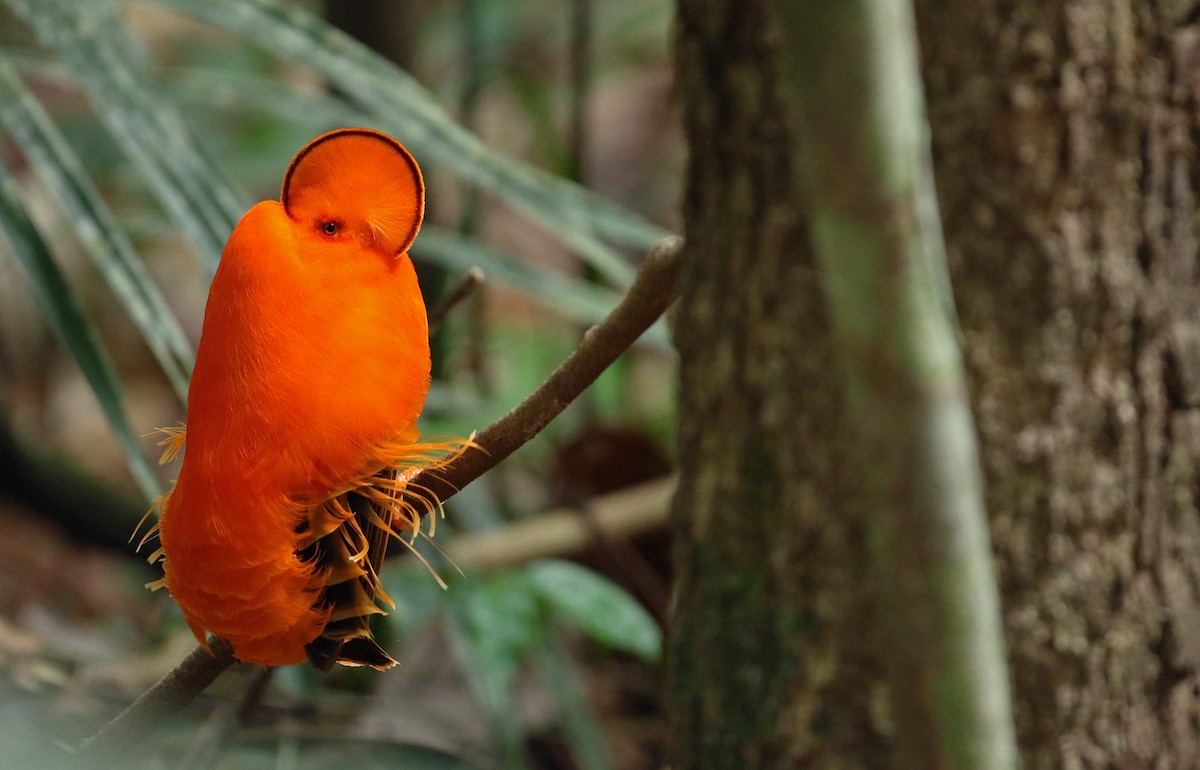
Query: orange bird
[{"left": 143, "top": 128, "right": 458, "bottom": 670}]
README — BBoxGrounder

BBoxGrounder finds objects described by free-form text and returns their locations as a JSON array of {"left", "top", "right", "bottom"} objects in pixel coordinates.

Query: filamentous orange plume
[{"left": 141, "top": 128, "right": 463, "bottom": 670}]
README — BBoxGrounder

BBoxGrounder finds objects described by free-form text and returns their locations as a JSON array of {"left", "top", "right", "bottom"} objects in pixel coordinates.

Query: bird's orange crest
[
  {"left": 282, "top": 128, "right": 424, "bottom": 258},
  {"left": 141, "top": 128, "right": 470, "bottom": 672}
]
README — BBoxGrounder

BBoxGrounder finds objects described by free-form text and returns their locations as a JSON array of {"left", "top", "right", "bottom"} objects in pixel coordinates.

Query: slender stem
[
  {"left": 73, "top": 236, "right": 684, "bottom": 759},
  {"left": 451, "top": 476, "right": 674, "bottom": 571},
  {"left": 407, "top": 235, "right": 682, "bottom": 505},
  {"left": 427, "top": 266, "right": 485, "bottom": 334},
  {"left": 778, "top": 2, "right": 1017, "bottom": 769}
]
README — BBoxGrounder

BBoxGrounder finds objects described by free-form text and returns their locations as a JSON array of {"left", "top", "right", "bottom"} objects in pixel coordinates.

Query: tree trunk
[
  {"left": 916, "top": 2, "right": 1200, "bottom": 767},
  {"left": 669, "top": 1, "right": 889, "bottom": 767},
  {"left": 672, "top": 1, "right": 1200, "bottom": 769}
]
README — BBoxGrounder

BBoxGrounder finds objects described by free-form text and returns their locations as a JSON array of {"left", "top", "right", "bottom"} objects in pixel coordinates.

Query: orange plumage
[{"left": 144, "top": 128, "right": 456, "bottom": 669}]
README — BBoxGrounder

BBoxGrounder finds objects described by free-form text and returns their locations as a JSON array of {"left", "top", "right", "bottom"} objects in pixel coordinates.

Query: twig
[
  {"left": 409, "top": 235, "right": 683, "bottom": 505},
  {"left": 427, "top": 266, "right": 485, "bottom": 334},
  {"left": 450, "top": 476, "right": 674, "bottom": 571},
  {"left": 73, "top": 236, "right": 684, "bottom": 759}
]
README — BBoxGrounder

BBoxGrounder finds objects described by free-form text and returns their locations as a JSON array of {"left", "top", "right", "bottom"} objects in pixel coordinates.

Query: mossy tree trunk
[
  {"left": 671, "top": 1, "right": 1200, "bottom": 769},
  {"left": 669, "top": 1, "right": 889, "bottom": 767}
]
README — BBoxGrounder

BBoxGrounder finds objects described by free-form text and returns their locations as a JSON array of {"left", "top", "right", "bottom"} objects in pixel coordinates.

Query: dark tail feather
[
  {"left": 305, "top": 617, "right": 397, "bottom": 671},
  {"left": 298, "top": 486, "right": 400, "bottom": 671}
]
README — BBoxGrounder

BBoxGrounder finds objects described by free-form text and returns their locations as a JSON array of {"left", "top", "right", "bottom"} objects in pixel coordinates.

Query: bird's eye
[{"left": 320, "top": 220, "right": 341, "bottom": 236}]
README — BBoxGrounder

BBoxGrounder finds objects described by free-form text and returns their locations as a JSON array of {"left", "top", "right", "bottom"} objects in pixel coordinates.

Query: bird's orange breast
[{"left": 184, "top": 199, "right": 429, "bottom": 494}]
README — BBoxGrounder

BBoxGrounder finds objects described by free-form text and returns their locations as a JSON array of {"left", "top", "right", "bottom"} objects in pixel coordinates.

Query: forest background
[{"left": 0, "top": 1, "right": 1193, "bottom": 770}]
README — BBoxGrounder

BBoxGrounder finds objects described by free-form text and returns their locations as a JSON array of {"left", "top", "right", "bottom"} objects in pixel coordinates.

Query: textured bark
[
  {"left": 669, "top": 1, "right": 888, "bottom": 768},
  {"left": 916, "top": 2, "right": 1200, "bottom": 767},
  {"left": 672, "top": 1, "right": 1200, "bottom": 768}
]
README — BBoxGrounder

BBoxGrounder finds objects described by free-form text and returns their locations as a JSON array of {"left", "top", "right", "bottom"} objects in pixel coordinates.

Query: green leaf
[
  {"left": 450, "top": 572, "right": 542, "bottom": 702},
  {"left": 414, "top": 229, "right": 621, "bottom": 324},
  {"left": 414, "top": 229, "right": 672, "bottom": 350},
  {"left": 153, "top": 0, "right": 672, "bottom": 286},
  {"left": 445, "top": 574, "right": 538, "bottom": 770},
  {"left": 526, "top": 560, "right": 661, "bottom": 662},
  {"left": 0, "top": 156, "right": 160, "bottom": 502},
  {"left": 5, "top": 0, "right": 244, "bottom": 271},
  {"left": 0, "top": 58, "right": 193, "bottom": 402},
  {"left": 165, "top": 64, "right": 369, "bottom": 129}
]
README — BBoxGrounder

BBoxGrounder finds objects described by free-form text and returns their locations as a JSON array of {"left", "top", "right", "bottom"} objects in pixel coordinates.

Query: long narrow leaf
[
  {"left": 164, "top": 65, "right": 364, "bottom": 128},
  {"left": 8, "top": 49, "right": 665, "bottom": 355},
  {"left": 5, "top": 0, "right": 243, "bottom": 272},
  {"left": 415, "top": 228, "right": 665, "bottom": 340},
  {"left": 155, "top": 0, "right": 672, "bottom": 287},
  {"left": 415, "top": 230, "right": 616, "bottom": 321},
  {"left": 0, "top": 57, "right": 193, "bottom": 402},
  {"left": 0, "top": 157, "right": 160, "bottom": 502}
]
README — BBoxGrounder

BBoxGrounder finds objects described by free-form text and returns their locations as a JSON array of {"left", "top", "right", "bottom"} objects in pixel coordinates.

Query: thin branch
[
  {"left": 451, "top": 476, "right": 674, "bottom": 571},
  {"left": 427, "top": 266, "right": 485, "bottom": 334},
  {"left": 74, "top": 236, "right": 683, "bottom": 759},
  {"left": 407, "top": 235, "right": 682, "bottom": 505}
]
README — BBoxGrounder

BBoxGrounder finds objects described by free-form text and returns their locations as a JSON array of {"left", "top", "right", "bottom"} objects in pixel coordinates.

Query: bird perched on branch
[{"left": 140, "top": 128, "right": 463, "bottom": 670}]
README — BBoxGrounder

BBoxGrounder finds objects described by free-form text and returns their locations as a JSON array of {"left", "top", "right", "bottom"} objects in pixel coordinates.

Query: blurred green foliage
[{"left": 0, "top": 0, "right": 677, "bottom": 767}]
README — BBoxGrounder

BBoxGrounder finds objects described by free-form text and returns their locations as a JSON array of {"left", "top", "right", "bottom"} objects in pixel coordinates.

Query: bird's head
[{"left": 281, "top": 128, "right": 424, "bottom": 258}]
